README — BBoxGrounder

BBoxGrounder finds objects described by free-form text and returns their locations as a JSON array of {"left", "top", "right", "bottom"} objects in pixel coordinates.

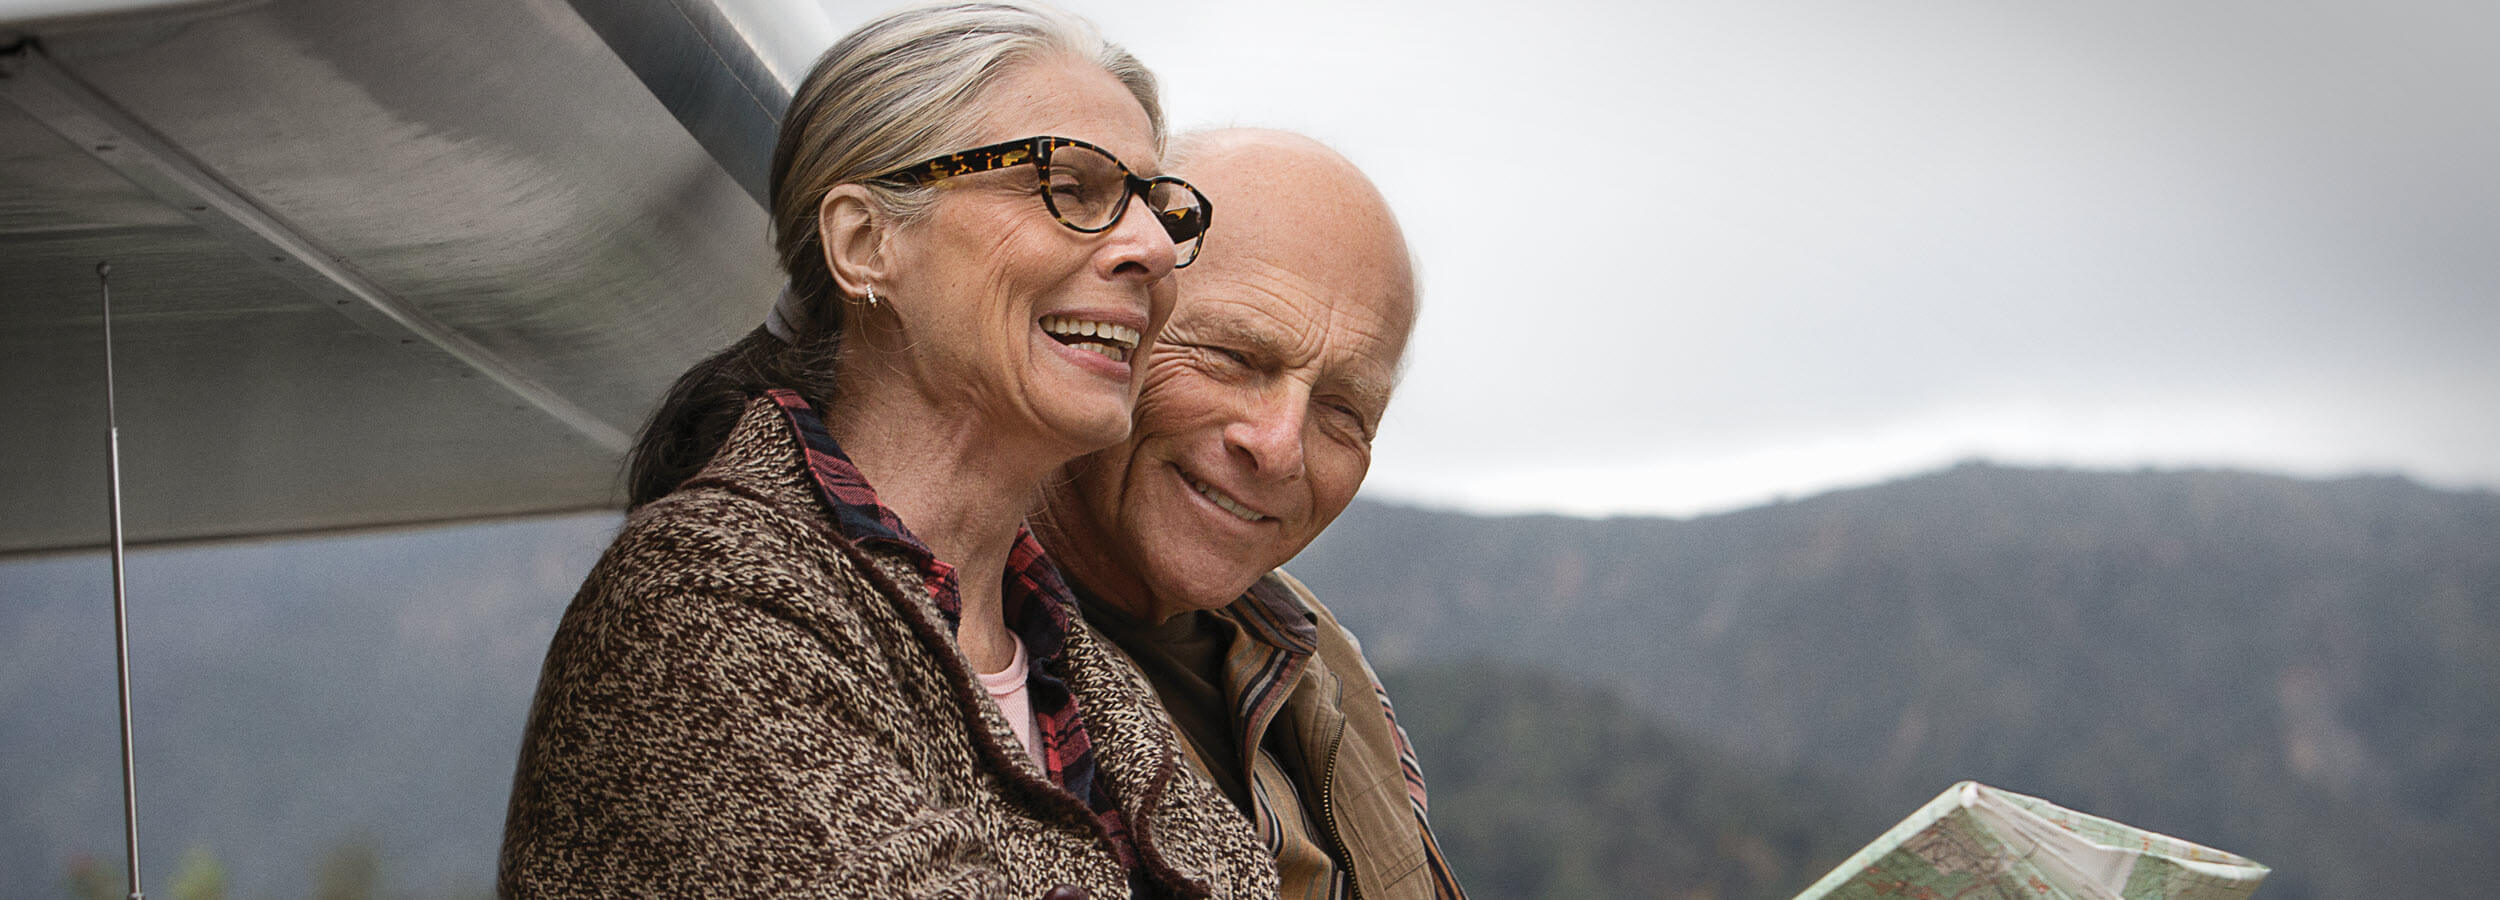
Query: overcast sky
[{"left": 751, "top": 0, "right": 2500, "bottom": 517}]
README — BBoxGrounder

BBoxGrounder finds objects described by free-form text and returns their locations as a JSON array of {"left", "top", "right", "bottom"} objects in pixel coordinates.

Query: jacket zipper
[{"left": 1317, "top": 715, "right": 1362, "bottom": 900}]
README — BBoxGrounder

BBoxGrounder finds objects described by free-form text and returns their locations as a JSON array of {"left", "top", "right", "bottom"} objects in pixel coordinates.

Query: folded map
[{"left": 1793, "top": 781, "right": 2269, "bottom": 900}]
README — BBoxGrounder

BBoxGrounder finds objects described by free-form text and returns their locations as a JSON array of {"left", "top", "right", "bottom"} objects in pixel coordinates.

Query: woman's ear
[{"left": 819, "top": 183, "right": 892, "bottom": 299}]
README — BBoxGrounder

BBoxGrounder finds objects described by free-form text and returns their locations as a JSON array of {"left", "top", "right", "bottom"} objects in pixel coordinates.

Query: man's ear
[{"left": 819, "top": 183, "right": 893, "bottom": 299}]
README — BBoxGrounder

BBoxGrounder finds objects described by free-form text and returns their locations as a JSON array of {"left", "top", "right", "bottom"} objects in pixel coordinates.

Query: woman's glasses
[{"left": 873, "top": 136, "right": 1212, "bottom": 267}]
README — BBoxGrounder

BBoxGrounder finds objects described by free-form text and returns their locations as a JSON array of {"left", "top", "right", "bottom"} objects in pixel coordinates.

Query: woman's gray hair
[
  {"left": 625, "top": 0, "right": 1164, "bottom": 507},
  {"left": 770, "top": 0, "right": 1164, "bottom": 337}
]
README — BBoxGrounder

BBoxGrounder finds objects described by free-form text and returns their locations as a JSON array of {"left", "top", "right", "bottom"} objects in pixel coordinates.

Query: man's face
[{"left": 1050, "top": 153, "right": 1413, "bottom": 617}]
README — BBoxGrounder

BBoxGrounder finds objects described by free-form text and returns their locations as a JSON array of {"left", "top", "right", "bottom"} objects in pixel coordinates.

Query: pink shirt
[{"left": 975, "top": 634, "right": 1046, "bottom": 772}]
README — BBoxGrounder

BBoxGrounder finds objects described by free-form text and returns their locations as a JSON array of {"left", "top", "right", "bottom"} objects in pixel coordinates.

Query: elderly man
[{"left": 1038, "top": 129, "right": 1462, "bottom": 900}]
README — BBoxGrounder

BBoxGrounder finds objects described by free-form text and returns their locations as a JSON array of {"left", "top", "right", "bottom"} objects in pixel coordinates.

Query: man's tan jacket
[{"left": 1102, "top": 570, "right": 1467, "bottom": 900}]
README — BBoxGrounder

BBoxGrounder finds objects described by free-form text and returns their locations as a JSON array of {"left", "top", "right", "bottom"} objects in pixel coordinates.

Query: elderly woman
[{"left": 498, "top": 3, "right": 1272, "bottom": 897}]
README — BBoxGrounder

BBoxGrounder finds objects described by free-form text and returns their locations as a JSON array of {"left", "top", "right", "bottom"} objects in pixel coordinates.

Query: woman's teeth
[
  {"left": 1185, "top": 474, "right": 1266, "bottom": 522},
  {"left": 1040, "top": 315, "right": 1139, "bottom": 363}
]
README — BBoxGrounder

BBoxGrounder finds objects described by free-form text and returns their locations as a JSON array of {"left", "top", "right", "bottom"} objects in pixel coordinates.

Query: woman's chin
[{"left": 1040, "top": 402, "right": 1135, "bottom": 455}]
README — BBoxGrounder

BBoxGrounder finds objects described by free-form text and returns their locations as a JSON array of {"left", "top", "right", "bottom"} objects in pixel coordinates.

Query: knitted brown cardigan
[{"left": 499, "top": 399, "right": 1277, "bottom": 898}]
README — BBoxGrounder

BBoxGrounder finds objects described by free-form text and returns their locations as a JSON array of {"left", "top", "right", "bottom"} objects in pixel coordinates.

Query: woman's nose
[{"left": 1095, "top": 193, "right": 1178, "bottom": 281}]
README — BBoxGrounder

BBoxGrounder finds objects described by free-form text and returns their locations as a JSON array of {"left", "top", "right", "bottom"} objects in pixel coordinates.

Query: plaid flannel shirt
[{"left": 767, "top": 388, "right": 1136, "bottom": 867}]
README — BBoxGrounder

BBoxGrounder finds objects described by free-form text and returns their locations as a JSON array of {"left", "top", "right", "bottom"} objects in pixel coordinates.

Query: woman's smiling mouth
[{"left": 1040, "top": 315, "right": 1140, "bottom": 363}]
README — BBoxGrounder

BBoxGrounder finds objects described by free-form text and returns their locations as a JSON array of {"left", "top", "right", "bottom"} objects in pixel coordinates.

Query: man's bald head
[
  {"left": 1167, "top": 128, "right": 1418, "bottom": 348},
  {"left": 1041, "top": 128, "right": 1420, "bottom": 622}
]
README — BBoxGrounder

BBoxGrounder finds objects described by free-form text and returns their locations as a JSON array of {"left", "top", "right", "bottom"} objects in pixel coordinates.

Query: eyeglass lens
[
  {"left": 1145, "top": 183, "right": 1205, "bottom": 266},
  {"left": 1042, "top": 142, "right": 1206, "bottom": 264}
]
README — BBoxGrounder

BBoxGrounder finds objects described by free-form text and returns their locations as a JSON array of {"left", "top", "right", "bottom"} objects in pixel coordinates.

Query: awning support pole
[{"left": 99, "top": 261, "right": 147, "bottom": 900}]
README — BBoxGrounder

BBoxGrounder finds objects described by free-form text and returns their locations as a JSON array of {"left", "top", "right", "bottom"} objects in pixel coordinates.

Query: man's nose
[{"left": 1222, "top": 386, "right": 1307, "bottom": 482}]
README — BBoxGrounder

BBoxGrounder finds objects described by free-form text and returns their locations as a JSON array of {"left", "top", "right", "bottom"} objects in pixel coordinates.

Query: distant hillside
[
  {"left": 1292, "top": 462, "right": 2500, "bottom": 900},
  {"left": 0, "top": 514, "right": 620, "bottom": 899},
  {"left": 1377, "top": 658, "right": 1886, "bottom": 900},
  {"left": 4, "top": 463, "right": 2493, "bottom": 898}
]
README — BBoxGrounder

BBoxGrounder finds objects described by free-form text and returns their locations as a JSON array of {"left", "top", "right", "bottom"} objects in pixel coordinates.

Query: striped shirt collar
[{"left": 1238, "top": 573, "right": 1322, "bottom": 656}]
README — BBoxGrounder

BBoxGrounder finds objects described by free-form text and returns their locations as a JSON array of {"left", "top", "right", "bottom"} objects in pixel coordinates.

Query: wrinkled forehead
[{"left": 1182, "top": 267, "right": 1410, "bottom": 402}]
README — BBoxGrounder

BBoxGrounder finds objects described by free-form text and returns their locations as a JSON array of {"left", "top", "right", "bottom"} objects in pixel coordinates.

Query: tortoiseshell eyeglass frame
[{"left": 870, "top": 135, "right": 1213, "bottom": 267}]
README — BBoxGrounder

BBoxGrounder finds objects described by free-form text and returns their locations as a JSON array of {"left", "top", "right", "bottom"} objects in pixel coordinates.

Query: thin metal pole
[{"left": 99, "top": 261, "right": 147, "bottom": 900}]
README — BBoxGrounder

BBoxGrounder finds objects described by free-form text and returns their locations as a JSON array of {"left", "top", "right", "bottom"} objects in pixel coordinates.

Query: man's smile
[{"left": 1178, "top": 465, "right": 1270, "bottom": 522}]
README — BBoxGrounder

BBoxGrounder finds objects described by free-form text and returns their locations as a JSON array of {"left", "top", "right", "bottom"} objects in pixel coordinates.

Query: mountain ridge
[
  {"left": 1364, "top": 459, "right": 2493, "bottom": 526},
  {"left": 1289, "top": 461, "right": 2500, "bottom": 899},
  {"left": 3, "top": 461, "right": 2491, "bottom": 898}
]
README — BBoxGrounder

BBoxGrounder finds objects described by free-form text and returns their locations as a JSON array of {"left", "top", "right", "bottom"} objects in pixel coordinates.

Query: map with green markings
[{"left": 1795, "top": 782, "right": 2269, "bottom": 900}]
